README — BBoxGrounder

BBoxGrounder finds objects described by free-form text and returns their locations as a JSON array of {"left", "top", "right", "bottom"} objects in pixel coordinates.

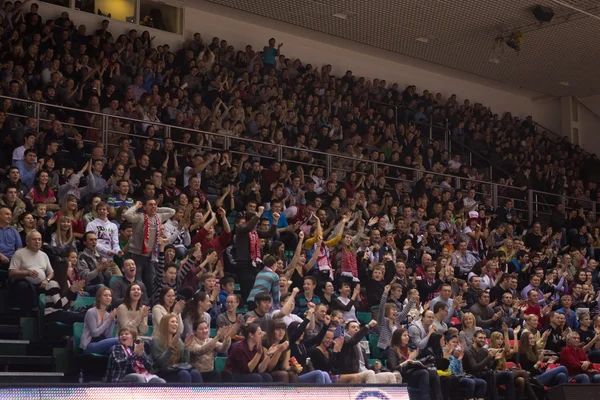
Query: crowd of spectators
[{"left": 3, "top": 1, "right": 600, "bottom": 397}]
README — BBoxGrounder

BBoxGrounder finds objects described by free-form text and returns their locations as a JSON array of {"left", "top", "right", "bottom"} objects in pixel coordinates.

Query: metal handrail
[{"left": 1, "top": 93, "right": 597, "bottom": 223}]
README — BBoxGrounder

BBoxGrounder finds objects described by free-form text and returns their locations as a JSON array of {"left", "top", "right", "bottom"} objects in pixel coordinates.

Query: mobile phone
[{"left": 134, "top": 339, "right": 142, "bottom": 344}]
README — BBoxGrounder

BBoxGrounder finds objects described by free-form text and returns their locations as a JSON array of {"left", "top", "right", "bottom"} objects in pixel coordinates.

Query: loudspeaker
[
  {"left": 548, "top": 384, "right": 600, "bottom": 400},
  {"left": 532, "top": 5, "right": 554, "bottom": 22}
]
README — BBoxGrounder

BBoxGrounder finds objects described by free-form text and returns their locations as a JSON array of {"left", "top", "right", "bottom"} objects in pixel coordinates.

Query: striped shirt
[
  {"left": 43, "top": 280, "right": 77, "bottom": 315},
  {"left": 247, "top": 266, "right": 279, "bottom": 304}
]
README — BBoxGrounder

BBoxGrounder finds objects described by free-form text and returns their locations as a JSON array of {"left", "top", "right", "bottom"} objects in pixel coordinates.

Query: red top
[
  {"left": 560, "top": 345, "right": 590, "bottom": 376},
  {"left": 224, "top": 340, "right": 264, "bottom": 373},
  {"left": 54, "top": 211, "right": 85, "bottom": 234},
  {"left": 523, "top": 303, "right": 543, "bottom": 329},
  {"left": 32, "top": 187, "right": 55, "bottom": 205}
]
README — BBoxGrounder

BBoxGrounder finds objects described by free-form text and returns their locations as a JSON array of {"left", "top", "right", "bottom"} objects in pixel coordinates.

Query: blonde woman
[
  {"left": 150, "top": 313, "right": 202, "bottom": 383},
  {"left": 50, "top": 216, "right": 75, "bottom": 251},
  {"left": 489, "top": 325, "right": 536, "bottom": 400},
  {"left": 458, "top": 312, "right": 480, "bottom": 348}
]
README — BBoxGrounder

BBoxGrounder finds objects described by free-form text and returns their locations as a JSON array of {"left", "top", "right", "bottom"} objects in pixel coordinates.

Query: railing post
[
  {"left": 429, "top": 120, "right": 433, "bottom": 142},
  {"left": 492, "top": 184, "right": 498, "bottom": 209},
  {"left": 395, "top": 105, "right": 398, "bottom": 130},
  {"left": 528, "top": 190, "right": 534, "bottom": 225},
  {"left": 224, "top": 136, "right": 231, "bottom": 151},
  {"left": 276, "top": 145, "right": 283, "bottom": 163},
  {"left": 469, "top": 152, "right": 472, "bottom": 166},
  {"left": 489, "top": 166, "right": 493, "bottom": 181},
  {"left": 102, "top": 114, "right": 109, "bottom": 156},
  {"left": 326, "top": 154, "right": 332, "bottom": 177},
  {"left": 165, "top": 125, "right": 171, "bottom": 139},
  {"left": 34, "top": 102, "right": 40, "bottom": 132}
]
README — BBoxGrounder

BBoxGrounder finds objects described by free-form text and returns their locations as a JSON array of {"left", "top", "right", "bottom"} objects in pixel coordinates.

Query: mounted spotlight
[{"left": 505, "top": 31, "right": 524, "bottom": 52}]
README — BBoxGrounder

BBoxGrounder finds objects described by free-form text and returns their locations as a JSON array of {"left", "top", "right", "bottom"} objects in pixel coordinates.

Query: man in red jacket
[{"left": 559, "top": 331, "right": 600, "bottom": 383}]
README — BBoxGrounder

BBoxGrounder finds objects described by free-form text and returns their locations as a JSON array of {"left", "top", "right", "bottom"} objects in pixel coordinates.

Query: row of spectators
[{"left": 1, "top": 1, "right": 600, "bottom": 397}]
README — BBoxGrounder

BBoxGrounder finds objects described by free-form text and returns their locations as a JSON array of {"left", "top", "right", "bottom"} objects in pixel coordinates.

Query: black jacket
[{"left": 336, "top": 326, "right": 370, "bottom": 374}]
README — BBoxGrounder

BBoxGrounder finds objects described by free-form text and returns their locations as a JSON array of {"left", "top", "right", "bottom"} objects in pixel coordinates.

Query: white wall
[{"left": 577, "top": 100, "right": 600, "bottom": 156}]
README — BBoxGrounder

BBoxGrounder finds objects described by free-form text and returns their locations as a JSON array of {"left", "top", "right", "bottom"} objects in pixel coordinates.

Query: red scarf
[
  {"left": 142, "top": 213, "right": 162, "bottom": 256},
  {"left": 341, "top": 247, "right": 358, "bottom": 278},
  {"left": 249, "top": 229, "right": 261, "bottom": 263},
  {"left": 122, "top": 345, "right": 150, "bottom": 376}
]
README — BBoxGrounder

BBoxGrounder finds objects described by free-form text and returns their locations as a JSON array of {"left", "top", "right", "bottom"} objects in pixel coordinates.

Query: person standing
[{"left": 123, "top": 199, "right": 175, "bottom": 296}]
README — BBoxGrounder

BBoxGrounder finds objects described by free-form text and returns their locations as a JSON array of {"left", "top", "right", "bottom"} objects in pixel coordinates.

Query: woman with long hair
[
  {"left": 28, "top": 170, "right": 57, "bottom": 209},
  {"left": 262, "top": 319, "right": 295, "bottom": 382},
  {"left": 186, "top": 320, "right": 233, "bottom": 382},
  {"left": 387, "top": 328, "right": 441, "bottom": 398},
  {"left": 50, "top": 216, "right": 76, "bottom": 250},
  {"left": 150, "top": 313, "right": 203, "bottom": 383},
  {"left": 420, "top": 332, "right": 461, "bottom": 400},
  {"left": 489, "top": 325, "right": 537, "bottom": 400},
  {"left": 306, "top": 327, "right": 361, "bottom": 384},
  {"left": 81, "top": 287, "right": 119, "bottom": 354},
  {"left": 116, "top": 283, "right": 150, "bottom": 336},
  {"left": 83, "top": 194, "right": 102, "bottom": 227},
  {"left": 448, "top": 335, "right": 487, "bottom": 400},
  {"left": 223, "top": 323, "right": 275, "bottom": 382},
  {"left": 107, "top": 327, "right": 166, "bottom": 383},
  {"left": 152, "top": 287, "right": 185, "bottom": 337},
  {"left": 181, "top": 291, "right": 217, "bottom": 337},
  {"left": 43, "top": 259, "right": 86, "bottom": 324},
  {"left": 55, "top": 194, "right": 85, "bottom": 240},
  {"left": 518, "top": 331, "right": 568, "bottom": 387}
]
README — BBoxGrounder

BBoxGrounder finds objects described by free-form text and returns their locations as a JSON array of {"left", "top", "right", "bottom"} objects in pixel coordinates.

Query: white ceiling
[{"left": 201, "top": 0, "right": 600, "bottom": 97}]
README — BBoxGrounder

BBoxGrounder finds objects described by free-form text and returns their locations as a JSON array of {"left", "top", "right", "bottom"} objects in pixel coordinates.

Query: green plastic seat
[
  {"left": 368, "top": 334, "right": 381, "bottom": 359},
  {"left": 368, "top": 358, "right": 381, "bottom": 366},
  {"left": 108, "top": 276, "right": 120, "bottom": 289},
  {"left": 73, "top": 295, "right": 95, "bottom": 311},
  {"left": 38, "top": 294, "right": 69, "bottom": 341},
  {"left": 146, "top": 326, "right": 153, "bottom": 336},
  {"left": 357, "top": 311, "right": 371, "bottom": 325},
  {"left": 210, "top": 328, "right": 217, "bottom": 338},
  {"left": 215, "top": 356, "right": 227, "bottom": 372},
  {"left": 73, "top": 322, "right": 84, "bottom": 352}
]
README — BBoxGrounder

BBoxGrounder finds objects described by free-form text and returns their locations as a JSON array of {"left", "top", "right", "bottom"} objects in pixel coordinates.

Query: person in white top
[
  {"left": 12, "top": 132, "right": 36, "bottom": 164},
  {"left": 162, "top": 206, "right": 191, "bottom": 259},
  {"left": 85, "top": 201, "right": 122, "bottom": 259},
  {"left": 8, "top": 230, "right": 53, "bottom": 313}
]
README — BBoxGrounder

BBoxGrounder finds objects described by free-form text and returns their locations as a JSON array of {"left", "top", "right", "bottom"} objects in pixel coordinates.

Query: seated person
[{"left": 107, "top": 327, "right": 166, "bottom": 383}]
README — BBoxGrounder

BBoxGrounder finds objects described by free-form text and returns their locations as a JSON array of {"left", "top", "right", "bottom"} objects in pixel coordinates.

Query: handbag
[{"left": 167, "top": 363, "right": 193, "bottom": 372}]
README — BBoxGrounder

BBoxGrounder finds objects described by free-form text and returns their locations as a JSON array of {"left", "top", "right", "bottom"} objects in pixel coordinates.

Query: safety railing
[{"left": 0, "top": 93, "right": 596, "bottom": 225}]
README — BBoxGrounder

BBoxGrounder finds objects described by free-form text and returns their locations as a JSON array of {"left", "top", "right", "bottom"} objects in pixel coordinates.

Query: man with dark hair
[
  {"left": 123, "top": 199, "right": 175, "bottom": 293},
  {"left": 464, "top": 330, "right": 516, "bottom": 400},
  {"left": 337, "top": 319, "right": 396, "bottom": 383},
  {"left": 0, "top": 167, "right": 28, "bottom": 199},
  {"left": 233, "top": 205, "right": 276, "bottom": 301},
  {"left": 294, "top": 275, "right": 321, "bottom": 316},
  {"left": 432, "top": 301, "right": 449, "bottom": 333},
  {"left": 244, "top": 292, "right": 282, "bottom": 332},
  {"left": 14, "top": 149, "right": 39, "bottom": 189},
  {"left": 77, "top": 231, "right": 113, "bottom": 293},
  {"left": 470, "top": 291, "right": 501, "bottom": 336},
  {"left": 489, "top": 272, "right": 513, "bottom": 304},
  {"left": 0, "top": 206, "right": 21, "bottom": 267},
  {"left": 247, "top": 255, "right": 280, "bottom": 309},
  {"left": 0, "top": 185, "right": 26, "bottom": 226}
]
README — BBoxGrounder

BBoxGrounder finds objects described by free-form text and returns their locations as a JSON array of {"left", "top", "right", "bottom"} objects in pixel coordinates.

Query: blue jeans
[
  {"left": 535, "top": 366, "right": 568, "bottom": 386},
  {"left": 299, "top": 370, "right": 331, "bottom": 384},
  {"left": 459, "top": 377, "right": 487, "bottom": 398},
  {"left": 85, "top": 338, "right": 119, "bottom": 355},
  {"left": 569, "top": 374, "right": 600, "bottom": 383},
  {"left": 159, "top": 369, "right": 203, "bottom": 383}
]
